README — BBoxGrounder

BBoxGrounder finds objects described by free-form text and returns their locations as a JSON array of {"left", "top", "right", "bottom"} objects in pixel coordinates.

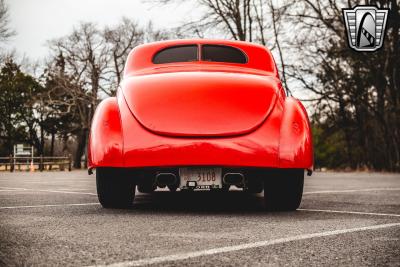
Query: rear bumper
[{"left": 123, "top": 138, "right": 279, "bottom": 168}]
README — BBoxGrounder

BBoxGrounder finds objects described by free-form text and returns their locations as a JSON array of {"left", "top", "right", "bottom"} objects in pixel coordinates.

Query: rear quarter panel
[
  {"left": 279, "top": 97, "right": 313, "bottom": 169},
  {"left": 88, "top": 97, "right": 124, "bottom": 168}
]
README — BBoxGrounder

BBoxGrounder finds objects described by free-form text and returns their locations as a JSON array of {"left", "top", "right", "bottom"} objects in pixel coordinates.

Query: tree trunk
[
  {"left": 39, "top": 124, "right": 45, "bottom": 156},
  {"left": 50, "top": 132, "right": 55, "bottom": 156},
  {"left": 74, "top": 128, "right": 88, "bottom": 169}
]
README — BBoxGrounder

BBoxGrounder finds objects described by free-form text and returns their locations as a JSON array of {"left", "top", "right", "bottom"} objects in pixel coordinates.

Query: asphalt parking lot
[{"left": 0, "top": 171, "right": 399, "bottom": 266}]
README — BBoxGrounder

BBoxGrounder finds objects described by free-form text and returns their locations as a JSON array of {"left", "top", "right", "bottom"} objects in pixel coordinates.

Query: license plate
[{"left": 179, "top": 167, "right": 222, "bottom": 190}]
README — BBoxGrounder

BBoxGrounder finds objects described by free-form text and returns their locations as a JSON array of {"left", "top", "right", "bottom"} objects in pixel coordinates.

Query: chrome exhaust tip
[
  {"left": 155, "top": 173, "right": 177, "bottom": 188},
  {"left": 222, "top": 173, "right": 245, "bottom": 186}
]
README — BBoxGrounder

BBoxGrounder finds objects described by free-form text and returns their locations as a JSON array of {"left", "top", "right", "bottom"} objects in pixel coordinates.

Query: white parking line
[
  {"left": 0, "top": 186, "right": 96, "bottom": 195},
  {"left": 0, "top": 189, "right": 21, "bottom": 192},
  {"left": 55, "top": 188, "right": 93, "bottom": 191},
  {"left": 33, "top": 189, "right": 96, "bottom": 195},
  {"left": 0, "top": 203, "right": 100, "bottom": 210},
  {"left": 299, "top": 208, "right": 400, "bottom": 217},
  {"left": 303, "top": 188, "right": 400, "bottom": 194},
  {"left": 92, "top": 222, "right": 400, "bottom": 267},
  {"left": 0, "top": 187, "right": 28, "bottom": 190}
]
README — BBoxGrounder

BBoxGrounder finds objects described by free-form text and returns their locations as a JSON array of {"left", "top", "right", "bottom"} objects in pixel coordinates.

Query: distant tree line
[
  {"left": 284, "top": 0, "right": 399, "bottom": 171},
  {"left": 0, "top": 6, "right": 178, "bottom": 167},
  {"left": 0, "top": 0, "right": 399, "bottom": 171}
]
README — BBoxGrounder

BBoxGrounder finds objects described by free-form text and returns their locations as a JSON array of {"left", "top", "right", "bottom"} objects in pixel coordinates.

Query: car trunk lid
[{"left": 121, "top": 72, "right": 279, "bottom": 137}]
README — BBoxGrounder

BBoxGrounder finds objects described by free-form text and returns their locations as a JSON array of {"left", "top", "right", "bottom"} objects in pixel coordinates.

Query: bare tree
[
  {"left": 104, "top": 18, "right": 144, "bottom": 91},
  {"left": 0, "top": 0, "right": 14, "bottom": 43},
  {"left": 47, "top": 19, "right": 147, "bottom": 167},
  {"left": 153, "top": 0, "right": 292, "bottom": 92},
  {"left": 268, "top": 0, "right": 290, "bottom": 92},
  {"left": 286, "top": 0, "right": 400, "bottom": 170},
  {"left": 143, "top": 21, "right": 180, "bottom": 42},
  {"left": 49, "top": 23, "right": 107, "bottom": 168}
]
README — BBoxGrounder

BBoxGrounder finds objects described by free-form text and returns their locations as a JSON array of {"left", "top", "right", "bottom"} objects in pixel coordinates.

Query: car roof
[{"left": 123, "top": 39, "right": 278, "bottom": 77}]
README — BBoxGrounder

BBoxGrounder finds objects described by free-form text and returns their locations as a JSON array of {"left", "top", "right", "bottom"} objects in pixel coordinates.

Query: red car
[{"left": 88, "top": 39, "right": 313, "bottom": 210}]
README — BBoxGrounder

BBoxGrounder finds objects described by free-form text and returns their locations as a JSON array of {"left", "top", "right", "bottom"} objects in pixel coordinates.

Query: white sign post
[{"left": 13, "top": 144, "right": 34, "bottom": 171}]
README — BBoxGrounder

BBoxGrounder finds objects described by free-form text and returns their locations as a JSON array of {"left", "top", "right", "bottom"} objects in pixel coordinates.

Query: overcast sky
[{"left": 5, "top": 0, "right": 193, "bottom": 60}]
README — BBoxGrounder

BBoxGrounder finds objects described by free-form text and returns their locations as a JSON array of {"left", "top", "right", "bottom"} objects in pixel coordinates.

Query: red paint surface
[
  {"left": 279, "top": 97, "right": 314, "bottom": 168},
  {"left": 88, "top": 97, "right": 124, "bottom": 167},
  {"left": 88, "top": 39, "right": 313, "bottom": 170},
  {"left": 122, "top": 72, "right": 278, "bottom": 137}
]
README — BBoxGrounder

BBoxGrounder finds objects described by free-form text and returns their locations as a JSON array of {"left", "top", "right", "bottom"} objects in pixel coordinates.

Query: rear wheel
[
  {"left": 96, "top": 167, "right": 135, "bottom": 208},
  {"left": 263, "top": 169, "right": 304, "bottom": 211}
]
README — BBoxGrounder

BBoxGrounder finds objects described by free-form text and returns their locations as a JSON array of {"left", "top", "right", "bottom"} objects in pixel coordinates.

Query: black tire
[
  {"left": 263, "top": 169, "right": 304, "bottom": 211},
  {"left": 96, "top": 167, "right": 135, "bottom": 208}
]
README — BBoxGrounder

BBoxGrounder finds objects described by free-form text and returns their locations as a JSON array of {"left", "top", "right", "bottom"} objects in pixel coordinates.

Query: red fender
[
  {"left": 279, "top": 97, "right": 313, "bottom": 169},
  {"left": 88, "top": 97, "right": 124, "bottom": 168}
]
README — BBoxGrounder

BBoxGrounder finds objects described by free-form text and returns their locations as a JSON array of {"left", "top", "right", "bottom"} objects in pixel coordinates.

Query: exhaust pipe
[
  {"left": 155, "top": 173, "right": 177, "bottom": 188},
  {"left": 223, "top": 173, "right": 245, "bottom": 186}
]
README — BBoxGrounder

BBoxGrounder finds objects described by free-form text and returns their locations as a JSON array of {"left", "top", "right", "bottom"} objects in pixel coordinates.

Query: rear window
[
  {"left": 201, "top": 45, "right": 247, "bottom": 64},
  {"left": 153, "top": 45, "right": 198, "bottom": 64}
]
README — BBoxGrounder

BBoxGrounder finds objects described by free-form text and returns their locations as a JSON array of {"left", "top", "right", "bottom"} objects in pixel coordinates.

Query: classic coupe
[{"left": 88, "top": 39, "right": 313, "bottom": 210}]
